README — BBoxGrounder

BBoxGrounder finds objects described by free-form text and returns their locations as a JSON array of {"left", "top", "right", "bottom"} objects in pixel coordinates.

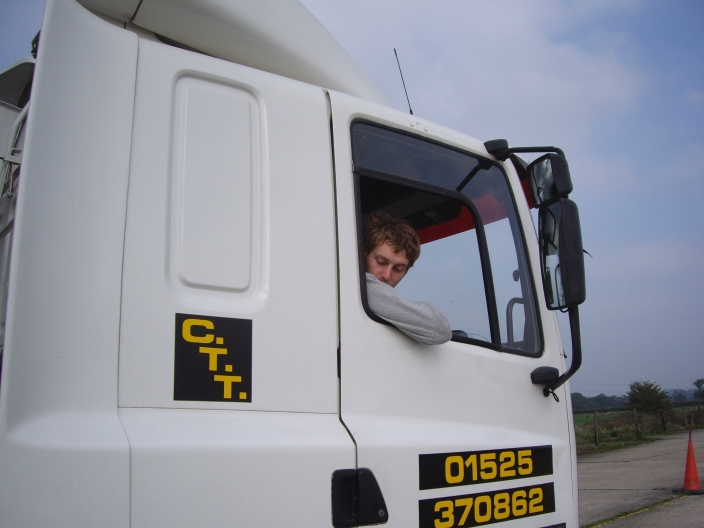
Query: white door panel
[
  {"left": 330, "top": 90, "right": 577, "bottom": 527},
  {"left": 119, "top": 39, "right": 339, "bottom": 414},
  {"left": 343, "top": 413, "right": 574, "bottom": 528}
]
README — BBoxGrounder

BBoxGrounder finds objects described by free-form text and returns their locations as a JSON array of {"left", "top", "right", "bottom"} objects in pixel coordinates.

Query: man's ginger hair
[{"left": 363, "top": 212, "right": 421, "bottom": 268}]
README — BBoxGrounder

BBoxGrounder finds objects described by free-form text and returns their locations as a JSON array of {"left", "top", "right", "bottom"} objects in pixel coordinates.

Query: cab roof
[{"left": 77, "top": 0, "right": 388, "bottom": 105}]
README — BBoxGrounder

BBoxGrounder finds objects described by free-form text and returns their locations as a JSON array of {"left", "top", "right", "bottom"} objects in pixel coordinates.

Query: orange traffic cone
[{"left": 673, "top": 421, "right": 703, "bottom": 494}]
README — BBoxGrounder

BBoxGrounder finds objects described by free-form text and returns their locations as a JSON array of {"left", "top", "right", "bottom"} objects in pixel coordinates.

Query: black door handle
[{"left": 331, "top": 468, "right": 389, "bottom": 527}]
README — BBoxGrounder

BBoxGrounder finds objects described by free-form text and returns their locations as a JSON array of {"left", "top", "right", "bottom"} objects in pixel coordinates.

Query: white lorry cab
[{"left": 0, "top": 0, "right": 587, "bottom": 526}]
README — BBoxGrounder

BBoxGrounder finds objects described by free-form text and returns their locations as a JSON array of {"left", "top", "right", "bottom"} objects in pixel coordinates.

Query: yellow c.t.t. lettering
[
  {"left": 182, "top": 319, "right": 215, "bottom": 343},
  {"left": 214, "top": 375, "right": 242, "bottom": 399},
  {"left": 199, "top": 347, "right": 227, "bottom": 371}
]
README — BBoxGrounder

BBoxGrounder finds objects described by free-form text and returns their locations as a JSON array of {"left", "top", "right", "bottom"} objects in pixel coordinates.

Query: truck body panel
[
  {"left": 121, "top": 408, "right": 354, "bottom": 527},
  {"left": 0, "top": 0, "right": 136, "bottom": 524}
]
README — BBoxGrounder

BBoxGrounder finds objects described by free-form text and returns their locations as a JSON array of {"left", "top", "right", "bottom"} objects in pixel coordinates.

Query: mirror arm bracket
[
  {"left": 506, "top": 147, "right": 565, "bottom": 161},
  {"left": 532, "top": 305, "right": 583, "bottom": 399},
  {"left": 484, "top": 140, "right": 565, "bottom": 162},
  {"left": 489, "top": 145, "right": 565, "bottom": 162}
]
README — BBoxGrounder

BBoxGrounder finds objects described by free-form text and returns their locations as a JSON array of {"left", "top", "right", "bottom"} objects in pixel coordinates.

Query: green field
[{"left": 573, "top": 405, "right": 702, "bottom": 455}]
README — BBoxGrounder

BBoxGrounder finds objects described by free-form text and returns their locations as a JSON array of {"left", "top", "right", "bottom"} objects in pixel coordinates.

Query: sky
[{"left": 1, "top": 0, "right": 703, "bottom": 397}]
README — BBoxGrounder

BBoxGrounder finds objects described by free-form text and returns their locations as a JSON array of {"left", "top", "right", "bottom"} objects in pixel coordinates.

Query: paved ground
[
  {"left": 601, "top": 495, "right": 704, "bottom": 527},
  {"left": 578, "top": 428, "right": 704, "bottom": 527}
]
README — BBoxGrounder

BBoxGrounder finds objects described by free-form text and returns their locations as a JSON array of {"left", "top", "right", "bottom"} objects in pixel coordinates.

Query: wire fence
[{"left": 573, "top": 405, "right": 703, "bottom": 452}]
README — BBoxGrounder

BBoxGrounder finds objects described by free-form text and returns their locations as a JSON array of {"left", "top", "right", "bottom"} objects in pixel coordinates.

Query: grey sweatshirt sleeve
[{"left": 365, "top": 273, "right": 452, "bottom": 345}]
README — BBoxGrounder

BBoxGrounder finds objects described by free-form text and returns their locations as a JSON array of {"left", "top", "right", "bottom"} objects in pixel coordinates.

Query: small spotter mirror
[{"left": 527, "top": 153, "right": 573, "bottom": 206}]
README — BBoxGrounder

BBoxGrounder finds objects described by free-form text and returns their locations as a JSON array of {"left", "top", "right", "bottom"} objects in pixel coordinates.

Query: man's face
[{"left": 365, "top": 242, "right": 410, "bottom": 287}]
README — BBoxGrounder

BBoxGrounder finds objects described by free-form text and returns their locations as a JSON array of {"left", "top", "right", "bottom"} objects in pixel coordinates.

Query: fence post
[
  {"left": 634, "top": 409, "right": 639, "bottom": 438},
  {"left": 661, "top": 409, "right": 666, "bottom": 432},
  {"left": 593, "top": 411, "right": 599, "bottom": 446}
]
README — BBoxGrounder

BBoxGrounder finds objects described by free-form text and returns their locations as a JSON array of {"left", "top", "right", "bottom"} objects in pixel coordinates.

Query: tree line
[{"left": 572, "top": 378, "right": 704, "bottom": 412}]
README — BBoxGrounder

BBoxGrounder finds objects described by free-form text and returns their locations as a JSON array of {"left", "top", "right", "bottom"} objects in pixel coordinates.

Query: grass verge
[
  {"left": 574, "top": 406, "right": 703, "bottom": 455},
  {"left": 577, "top": 437, "right": 655, "bottom": 456}
]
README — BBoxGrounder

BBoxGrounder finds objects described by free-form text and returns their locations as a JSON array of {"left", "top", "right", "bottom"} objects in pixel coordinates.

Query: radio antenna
[{"left": 394, "top": 48, "right": 414, "bottom": 115}]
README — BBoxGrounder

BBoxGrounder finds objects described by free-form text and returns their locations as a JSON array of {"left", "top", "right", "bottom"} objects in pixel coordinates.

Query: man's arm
[{"left": 365, "top": 273, "right": 452, "bottom": 345}]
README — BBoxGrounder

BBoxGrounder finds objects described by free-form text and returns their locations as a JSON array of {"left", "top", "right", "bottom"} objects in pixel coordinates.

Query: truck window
[{"left": 352, "top": 122, "right": 541, "bottom": 355}]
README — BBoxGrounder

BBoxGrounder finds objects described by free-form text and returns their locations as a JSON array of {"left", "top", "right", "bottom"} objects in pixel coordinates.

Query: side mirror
[
  {"left": 539, "top": 198, "right": 585, "bottom": 310},
  {"left": 527, "top": 154, "right": 573, "bottom": 206},
  {"left": 526, "top": 151, "right": 586, "bottom": 399},
  {"left": 534, "top": 198, "right": 586, "bottom": 398}
]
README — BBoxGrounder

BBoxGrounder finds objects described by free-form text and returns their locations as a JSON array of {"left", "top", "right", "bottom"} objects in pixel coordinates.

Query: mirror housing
[
  {"left": 527, "top": 153, "right": 573, "bottom": 206},
  {"left": 539, "top": 198, "right": 586, "bottom": 310},
  {"left": 533, "top": 198, "right": 585, "bottom": 399}
]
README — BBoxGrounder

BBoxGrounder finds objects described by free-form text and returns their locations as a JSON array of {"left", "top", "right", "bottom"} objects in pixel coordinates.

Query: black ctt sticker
[{"left": 174, "top": 313, "right": 252, "bottom": 402}]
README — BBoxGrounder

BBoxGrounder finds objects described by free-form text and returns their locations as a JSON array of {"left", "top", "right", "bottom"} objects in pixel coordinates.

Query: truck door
[{"left": 330, "top": 91, "right": 577, "bottom": 527}]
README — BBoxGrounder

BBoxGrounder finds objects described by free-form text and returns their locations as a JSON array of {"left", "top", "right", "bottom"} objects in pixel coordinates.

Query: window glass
[
  {"left": 395, "top": 224, "right": 491, "bottom": 343},
  {"left": 360, "top": 176, "right": 490, "bottom": 343},
  {"left": 353, "top": 123, "right": 478, "bottom": 189},
  {"left": 465, "top": 168, "right": 540, "bottom": 352},
  {"left": 353, "top": 122, "right": 541, "bottom": 355}
]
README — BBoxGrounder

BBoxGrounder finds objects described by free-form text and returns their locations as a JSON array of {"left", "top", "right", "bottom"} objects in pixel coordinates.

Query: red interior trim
[
  {"left": 417, "top": 207, "right": 474, "bottom": 244},
  {"left": 416, "top": 194, "right": 513, "bottom": 245},
  {"left": 522, "top": 179, "right": 535, "bottom": 209}
]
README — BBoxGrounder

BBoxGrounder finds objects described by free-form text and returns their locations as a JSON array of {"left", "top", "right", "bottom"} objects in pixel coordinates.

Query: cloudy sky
[{"left": 2, "top": 0, "right": 702, "bottom": 396}]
